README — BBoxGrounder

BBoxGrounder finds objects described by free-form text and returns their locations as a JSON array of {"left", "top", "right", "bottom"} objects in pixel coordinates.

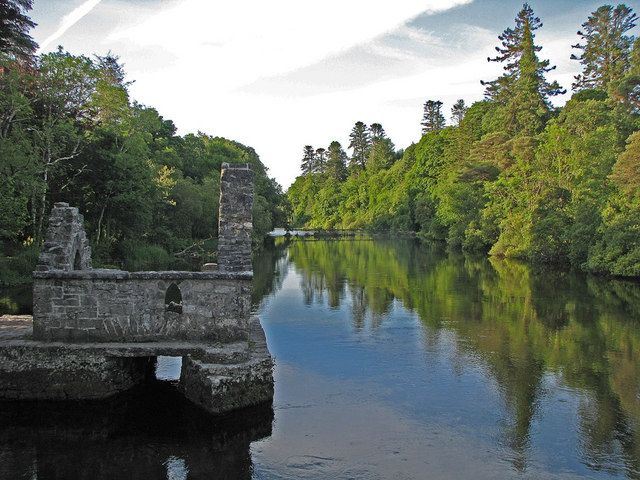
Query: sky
[{"left": 30, "top": 0, "right": 640, "bottom": 188}]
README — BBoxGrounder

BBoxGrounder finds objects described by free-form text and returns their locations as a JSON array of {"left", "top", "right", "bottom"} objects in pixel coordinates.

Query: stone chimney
[
  {"left": 217, "top": 163, "right": 254, "bottom": 273},
  {"left": 36, "top": 202, "right": 92, "bottom": 272}
]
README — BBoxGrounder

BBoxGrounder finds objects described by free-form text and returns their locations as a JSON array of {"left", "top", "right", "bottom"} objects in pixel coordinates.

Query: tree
[
  {"left": 587, "top": 131, "right": 640, "bottom": 276},
  {"left": 484, "top": 4, "right": 564, "bottom": 135},
  {"left": 482, "top": 3, "right": 563, "bottom": 102},
  {"left": 505, "top": 14, "right": 552, "bottom": 135},
  {"left": 611, "top": 129, "right": 640, "bottom": 196},
  {"left": 421, "top": 100, "right": 445, "bottom": 134},
  {"left": 451, "top": 99, "right": 468, "bottom": 126},
  {"left": 326, "top": 140, "right": 347, "bottom": 181},
  {"left": 0, "top": 0, "right": 37, "bottom": 61},
  {"left": 30, "top": 49, "right": 103, "bottom": 240},
  {"left": 314, "top": 147, "right": 326, "bottom": 173},
  {"left": 370, "top": 123, "right": 386, "bottom": 141},
  {"left": 612, "top": 37, "right": 640, "bottom": 111},
  {"left": 571, "top": 4, "right": 637, "bottom": 91},
  {"left": 348, "top": 121, "right": 370, "bottom": 169},
  {"left": 367, "top": 137, "right": 395, "bottom": 172},
  {"left": 301, "top": 145, "right": 315, "bottom": 175},
  {"left": 94, "top": 52, "right": 131, "bottom": 89}
]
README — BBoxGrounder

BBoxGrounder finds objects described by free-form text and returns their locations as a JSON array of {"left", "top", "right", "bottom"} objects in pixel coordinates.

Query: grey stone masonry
[
  {"left": 32, "top": 270, "right": 252, "bottom": 343},
  {"left": 218, "top": 163, "right": 254, "bottom": 273},
  {"left": 0, "top": 164, "right": 273, "bottom": 416},
  {"left": 36, "top": 202, "right": 92, "bottom": 272}
]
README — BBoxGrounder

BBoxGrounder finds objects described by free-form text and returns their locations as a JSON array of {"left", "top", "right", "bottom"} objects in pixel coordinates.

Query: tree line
[
  {"left": 0, "top": 0, "right": 287, "bottom": 282},
  {"left": 288, "top": 3, "right": 640, "bottom": 277}
]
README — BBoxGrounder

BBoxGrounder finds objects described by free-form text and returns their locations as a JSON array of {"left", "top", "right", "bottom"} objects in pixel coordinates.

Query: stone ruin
[{"left": 0, "top": 163, "right": 274, "bottom": 415}]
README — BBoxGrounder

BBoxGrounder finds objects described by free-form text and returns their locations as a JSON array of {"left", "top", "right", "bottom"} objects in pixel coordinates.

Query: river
[{"left": 1, "top": 237, "right": 639, "bottom": 479}]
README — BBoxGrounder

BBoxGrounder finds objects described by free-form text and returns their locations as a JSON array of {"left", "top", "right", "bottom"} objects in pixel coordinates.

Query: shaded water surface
[{"left": 1, "top": 238, "right": 640, "bottom": 479}]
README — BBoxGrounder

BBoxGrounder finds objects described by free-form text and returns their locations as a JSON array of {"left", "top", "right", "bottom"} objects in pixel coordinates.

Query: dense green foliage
[
  {"left": 0, "top": 0, "right": 36, "bottom": 61},
  {"left": 0, "top": 39, "right": 286, "bottom": 274},
  {"left": 289, "top": 3, "right": 640, "bottom": 277}
]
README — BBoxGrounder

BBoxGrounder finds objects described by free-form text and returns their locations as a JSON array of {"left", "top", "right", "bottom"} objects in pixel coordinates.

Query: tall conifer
[
  {"left": 301, "top": 145, "right": 316, "bottom": 175},
  {"left": 482, "top": 4, "right": 563, "bottom": 102},
  {"left": 348, "top": 121, "right": 370, "bottom": 169},
  {"left": 370, "top": 123, "right": 386, "bottom": 141},
  {"left": 326, "top": 141, "right": 347, "bottom": 181},
  {"left": 314, "top": 147, "right": 326, "bottom": 173},
  {"left": 451, "top": 100, "right": 468, "bottom": 126},
  {"left": 0, "top": 0, "right": 37, "bottom": 60},
  {"left": 421, "top": 100, "right": 445, "bottom": 134},
  {"left": 571, "top": 4, "right": 637, "bottom": 91}
]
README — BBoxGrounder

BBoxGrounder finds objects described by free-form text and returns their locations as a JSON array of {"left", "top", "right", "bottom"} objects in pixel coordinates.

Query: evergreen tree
[
  {"left": 348, "top": 121, "right": 370, "bottom": 169},
  {"left": 95, "top": 52, "right": 132, "bottom": 88},
  {"left": 571, "top": 4, "right": 637, "bottom": 91},
  {"left": 0, "top": 0, "right": 37, "bottom": 60},
  {"left": 483, "top": 4, "right": 564, "bottom": 134},
  {"left": 421, "top": 100, "right": 445, "bottom": 134},
  {"left": 451, "top": 99, "right": 468, "bottom": 126},
  {"left": 505, "top": 15, "right": 552, "bottom": 135},
  {"left": 370, "top": 123, "right": 386, "bottom": 141},
  {"left": 301, "top": 145, "right": 315, "bottom": 175},
  {"left": 326, "top": 140, "right": 347, "bottom": 181},
  {"left": 314, "top": 147, "right": 326, "bottom": 173},
  {"left": 613, "top": 37, "right": 640, "bottom": 111},
  {"left": 367, "top": 137, "right": 395, "bottom": 172},
  {"left": 482, "top": 4, "right": 563, "bottom": 102}
]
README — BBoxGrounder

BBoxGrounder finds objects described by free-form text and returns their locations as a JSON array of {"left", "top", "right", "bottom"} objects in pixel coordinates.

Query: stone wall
[
  {"left": 36, "top": 202, "right": 92, "bottom": 272},
  {"left": 217, "top": 163, "right": 254, "bottom": 273},
  {"left": 0, "top": 346, "right": 152, "bottom": 399},
  {"left": 32, "top": 270, "right": 251, "bottom": 343}
]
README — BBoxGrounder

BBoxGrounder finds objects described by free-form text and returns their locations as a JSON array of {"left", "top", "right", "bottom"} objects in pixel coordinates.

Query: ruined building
[{"left": 0, "top": 163, "right": 274, "bottom": 415}]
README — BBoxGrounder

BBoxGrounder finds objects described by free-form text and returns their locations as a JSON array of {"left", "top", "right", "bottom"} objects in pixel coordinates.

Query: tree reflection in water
[{"left": 285, "top": 237, "right": 640, "bottom": 476}]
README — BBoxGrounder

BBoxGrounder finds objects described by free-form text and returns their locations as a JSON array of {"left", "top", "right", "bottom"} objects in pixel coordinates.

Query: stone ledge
[
  {"left": 0, "top": 314, "right": 252, "bottom": 362},
  {"left": 33, "top": 269, "right": 253, "bottom": 280}
]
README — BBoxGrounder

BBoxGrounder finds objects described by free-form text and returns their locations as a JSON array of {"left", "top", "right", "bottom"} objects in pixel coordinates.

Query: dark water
[{"left": 2, "top": 238, "right": 640, "bottom": 479}]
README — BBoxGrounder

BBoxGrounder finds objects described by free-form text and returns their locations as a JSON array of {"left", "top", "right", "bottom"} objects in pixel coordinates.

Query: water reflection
[
  {"left": 274, "top": 238, "right": 640, "bottom": 478},
  {"left": 0, "top": 381, "right": 273, "bottom": 480},
  {"left": 1, "top": 237, "right": 639, "bottom": 479}
]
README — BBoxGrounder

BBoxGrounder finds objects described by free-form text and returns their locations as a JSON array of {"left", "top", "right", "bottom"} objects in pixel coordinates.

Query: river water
[{"left": 1, "top": 238, "right": 639, "bottom": 479}]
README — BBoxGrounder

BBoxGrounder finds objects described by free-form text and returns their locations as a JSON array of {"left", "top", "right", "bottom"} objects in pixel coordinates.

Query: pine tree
[
  {"left": 301, "top": 145, "right": 316, "bottom": 175},
  {"left": 0, "top": 0, "right": 37, "bottom": 60},
  {"left": 367, "top": 138, "right": 395, "bottom": 171},
  {"left": 95, "top": 52, "right": 132, "bottom": 88},
  {"left": 348, "top": 121, "right": 370, "bottom": 169},
  {"left": 370, "top": 123, "right": 386, "bottom": 141},
  {"left": 505, "top": 16, "right": 550, "bottom": 135},
  {"left": 314, "top": 147, "right": 326, "bottom": 173},
  {"left": 613, "top": 37, "right": 640, "bottom": 111},
  {"left": 421, "top": 100, "right": 445, "bottom": 134},
  {"left": 451, "top": 99, "right": 468, "bottom": 126},
  {"left": 481, "top": 4, "right": 563, "bottom": 102},
  {"left": 326, "top": 140, "right": 347, "bottom": 181},
  {"left": 571, "top": 4, "right": 637, "bottom": 91}
]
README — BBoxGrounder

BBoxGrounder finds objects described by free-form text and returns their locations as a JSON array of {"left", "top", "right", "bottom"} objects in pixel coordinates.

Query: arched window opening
[
  {"left": 73, "top": 249, "right": 82, "bottom": 270},
  {"left": 165, "top": 283, "right": 183, "bottom": 314}
]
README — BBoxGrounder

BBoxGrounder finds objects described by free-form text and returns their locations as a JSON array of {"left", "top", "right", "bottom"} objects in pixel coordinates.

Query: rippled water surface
[{"left": 1, "top": 238, "right": 639, "bottom": 479}]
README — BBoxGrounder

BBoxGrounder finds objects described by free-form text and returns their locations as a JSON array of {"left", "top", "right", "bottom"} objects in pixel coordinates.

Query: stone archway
[{"left": 165, "top": 283, "right": 183, "bottom": 314}]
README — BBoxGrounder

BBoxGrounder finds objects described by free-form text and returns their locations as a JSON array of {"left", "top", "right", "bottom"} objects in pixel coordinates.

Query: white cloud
[
  {"left": 38, "top": 0, "right": 104, "bottom": 52},
  {"left": 30, "top": 0, "right": 593, "bottom": 189},
  {"left": 108, "top": 0, "right": 472, "bottom": 88},
  {"left": 95, "top": 0, "right": 478, "bottom": 187}
]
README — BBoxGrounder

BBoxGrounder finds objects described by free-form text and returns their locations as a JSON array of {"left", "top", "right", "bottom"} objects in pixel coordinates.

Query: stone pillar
[
  {"left": 36, "top": 202, "right": 92, "bottom": 272},
  {"left": 217, "top": 163, "right": 254, "bottom": 273}
]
